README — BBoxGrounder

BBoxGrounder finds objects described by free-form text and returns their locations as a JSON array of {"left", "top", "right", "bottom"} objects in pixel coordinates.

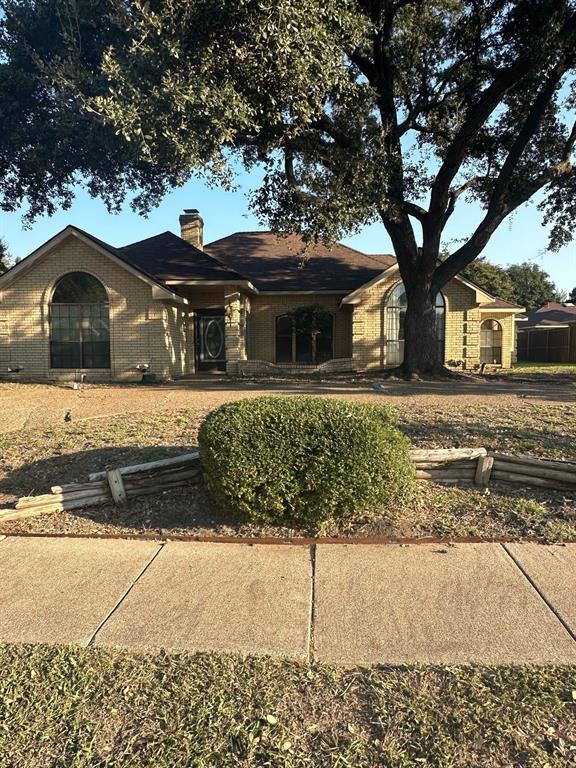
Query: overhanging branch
[{"left": 433, "top": 159, "right": 575, "bottom": 291}]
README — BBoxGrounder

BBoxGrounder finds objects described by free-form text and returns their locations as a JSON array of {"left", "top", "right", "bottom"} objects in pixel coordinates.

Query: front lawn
[
  {"left": 0, "top": 397, "right": 574, "bottom": 541},
  {"left": 1, "top": 644, "right": 575, "bottom": 767},
  {"left": 491, "top": 362, "right": 576, "bottom": 378}
]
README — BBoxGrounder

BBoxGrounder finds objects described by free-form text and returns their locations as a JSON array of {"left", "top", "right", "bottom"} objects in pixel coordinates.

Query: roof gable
[{"left": 0, "top": 226, "right": 186, "bottom": 304}]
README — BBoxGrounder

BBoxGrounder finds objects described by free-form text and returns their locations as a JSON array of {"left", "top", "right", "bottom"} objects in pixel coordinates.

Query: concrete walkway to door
[{"left": 1, "top": 535, "right": 576, "bottom": 665}]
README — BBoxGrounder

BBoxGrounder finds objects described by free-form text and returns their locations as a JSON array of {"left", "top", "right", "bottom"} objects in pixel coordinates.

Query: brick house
[{"left": 0, "top": 209, "right": 523, "bottom": 381}]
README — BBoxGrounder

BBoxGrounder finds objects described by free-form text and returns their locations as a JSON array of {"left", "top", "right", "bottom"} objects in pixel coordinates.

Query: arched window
[
  {"left": 50, "top": 272, "right": 110, "bottom": 369},
  {"left": 480, "top": 319, "right": 502, "bottom": 365},
  {"left": 385, "top": 282, "right": 445, "bottom": 365},
  {"left": 275, "top": 310, "right": 333, "bottom": 364}
]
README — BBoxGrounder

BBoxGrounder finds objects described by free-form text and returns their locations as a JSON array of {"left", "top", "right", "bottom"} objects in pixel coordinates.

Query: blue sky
[{"left": 1, "top": 167, "right": 575, "bottom": 292}]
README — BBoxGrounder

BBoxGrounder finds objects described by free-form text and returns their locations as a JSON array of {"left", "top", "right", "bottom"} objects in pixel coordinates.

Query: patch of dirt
[{"left": 0, "top": 383, "right": 574, "bottom": 541}]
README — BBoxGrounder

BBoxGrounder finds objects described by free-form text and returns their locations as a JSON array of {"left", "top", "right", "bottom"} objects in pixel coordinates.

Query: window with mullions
[
  {"left": 480, "top": 319, "right": 503, "bottom": 365},
  {"left": 50, "top": 272, "right": 111, "bottom": 369},
  {"left": 275, "top": 313, "right": 333, "bottom": 364},
  {"left": 385, "top": 282, "right": 445, "bottom": 365}
]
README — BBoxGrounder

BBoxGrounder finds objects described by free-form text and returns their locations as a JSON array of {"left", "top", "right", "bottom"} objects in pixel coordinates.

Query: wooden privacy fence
[{"left": 1, "top": 447, "right": 575, "bottom": 524}]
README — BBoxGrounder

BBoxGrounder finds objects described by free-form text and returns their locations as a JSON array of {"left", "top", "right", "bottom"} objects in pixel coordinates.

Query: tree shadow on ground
[
  {"left": 0, "top": 445, "right": 307, "bottom": 537},
  {"left": 0, "top": 445, "right": 199, "bottom": 499},
  {"left": 0, "top": 445, "right": 235, "bottom": 534},
  {"left": 398, "top": 418, "right": 574, "bottom": 458}
]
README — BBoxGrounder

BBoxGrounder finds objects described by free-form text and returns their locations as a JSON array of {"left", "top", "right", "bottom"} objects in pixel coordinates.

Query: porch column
[{"left": 224, "top": 291, "right": 246, "bottom": 375}]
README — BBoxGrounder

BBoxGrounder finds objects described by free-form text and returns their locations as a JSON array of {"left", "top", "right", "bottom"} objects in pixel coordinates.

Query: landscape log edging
[
  {"left": 1, "top": 447, "right": 574, "bottom": 524},
  {"left": 411, "top": 448, "right": 576, "bottom": 491}
]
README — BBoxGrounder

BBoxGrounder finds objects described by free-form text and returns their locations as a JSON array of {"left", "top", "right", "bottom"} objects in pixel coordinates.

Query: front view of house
[{"left": 0, "top": 209, "right": 523, "bottom": 381}]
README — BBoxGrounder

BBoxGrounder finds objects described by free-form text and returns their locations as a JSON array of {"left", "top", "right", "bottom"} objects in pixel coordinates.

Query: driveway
[{"left": 0, "top": 374, "right": 574, "bottom": 433}]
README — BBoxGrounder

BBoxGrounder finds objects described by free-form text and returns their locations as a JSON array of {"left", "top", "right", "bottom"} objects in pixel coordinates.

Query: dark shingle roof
[
  {"left": 203, "top": 231, "right": 396, "bottom": 292},
  {"left": 522, "top": 301, "right": 576, "bottom": 328},
  {"left": 119, "top": 231, "right": 245, "bottom": 283}
]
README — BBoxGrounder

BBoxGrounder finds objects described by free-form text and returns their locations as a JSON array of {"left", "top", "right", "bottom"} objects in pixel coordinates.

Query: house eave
[
  {"left": 164, "top": 279, "right": 259, "bottom": 294},
  {"left": 478, "top": 305, "right": 525, "bottom": 313},
  {"left": 519, "top": 323, "right": 572, "bottom": 331},
  {"left": 257, "top": 290, "right": 348, "bottom": 296},
  {"left": 341, "top": 264, "right": 400, "bottom": 305}
]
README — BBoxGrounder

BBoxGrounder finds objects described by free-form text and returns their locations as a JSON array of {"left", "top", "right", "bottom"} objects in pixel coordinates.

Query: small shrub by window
[
  {"left": 199, "top": 396, "right": 415, "bottom": 526},
  {"left": 275, "top": 305, "right": 333, "bottom": 364}
]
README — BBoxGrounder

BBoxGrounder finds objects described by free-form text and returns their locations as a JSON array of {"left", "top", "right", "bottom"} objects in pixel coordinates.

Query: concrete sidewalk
[{"left": 1, "top": 535, "right": 575, "bottom": 664}]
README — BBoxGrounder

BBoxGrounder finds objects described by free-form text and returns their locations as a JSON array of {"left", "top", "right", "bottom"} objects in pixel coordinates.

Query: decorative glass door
[{"left": 197, "top": 312, "right": 226, "bottom": 371}]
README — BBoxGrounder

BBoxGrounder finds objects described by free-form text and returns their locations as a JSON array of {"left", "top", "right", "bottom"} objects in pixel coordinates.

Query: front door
[{"left": 196, "top": 310, "right": 226, "bottom": 372}]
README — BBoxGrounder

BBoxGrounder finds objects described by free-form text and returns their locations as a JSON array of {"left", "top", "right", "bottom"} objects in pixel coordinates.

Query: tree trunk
[{"left": 400, "top": 282, "right": 442, "bottom": 377}]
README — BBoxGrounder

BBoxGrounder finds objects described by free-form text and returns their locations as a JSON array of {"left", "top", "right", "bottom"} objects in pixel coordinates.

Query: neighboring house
[
  {"left": 517, "top": 302, "right": 576, "bottom": 363},
  {"left": 0, "top": 209, "right": 523, "bottom": 381}
]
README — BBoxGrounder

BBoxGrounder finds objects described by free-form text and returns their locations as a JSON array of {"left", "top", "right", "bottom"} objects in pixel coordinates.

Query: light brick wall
[
  {"left": 177, "top": 286, "right": 226, "bottom": 309},
  {"left": 477, "top": 311, "right": 516, "bottom": 369},
  {"left": 0, "top": 237, "right": 518, "bottom": 379},
  {"left": 0, "top": 235, "right": 193, "bottom": 381},
  {"left": 350, "top": 274, "right": 516, "bottom": 369},
  {"left": 246, "top": 294, "right": 352, "bottom": 363}
]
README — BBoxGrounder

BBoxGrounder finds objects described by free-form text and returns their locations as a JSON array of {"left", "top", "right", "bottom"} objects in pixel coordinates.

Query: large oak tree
[{"left": 2, "top": 0, "right": 576, "bottom": 374}]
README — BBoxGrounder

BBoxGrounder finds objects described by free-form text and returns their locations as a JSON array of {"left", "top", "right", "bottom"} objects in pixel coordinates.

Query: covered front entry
[{"left": 196, "top": 309, "right": 226, "bottom": 372}]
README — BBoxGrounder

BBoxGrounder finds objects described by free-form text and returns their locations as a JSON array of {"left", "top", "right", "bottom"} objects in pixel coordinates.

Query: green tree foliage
[
  {"left": 0, "top": 238, "right": 12, "bottom": 274},
  {"left": 507, "top": 262, "right": 566, "bottom": 310},
  {"left": 568, "top": 286, "right": 576, "bottom": 303},
  {"left": 2, "top": 0, "right": 576, "bottom": 374},
  {"left": 0, "top": 0, "right": 184, "bottom": 223},
  {"left": 461, "top": 259, "right": 516, "bottom": 304},
  {"left": 462, "top": 257, "right": 565, "bottom": 310}
]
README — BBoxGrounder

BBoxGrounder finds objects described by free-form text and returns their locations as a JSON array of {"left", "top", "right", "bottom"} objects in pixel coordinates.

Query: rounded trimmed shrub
[{"left": 199, "top": 396, "right": 415, "bottom": 526}]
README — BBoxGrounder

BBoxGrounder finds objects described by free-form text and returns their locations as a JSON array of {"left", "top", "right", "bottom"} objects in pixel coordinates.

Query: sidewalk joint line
[
  {"left": 501, "top": 543, "right": 576, "bottom": 645},
  {"left": 307, "top": 543, "right": 317, "bottom": 664},
  {"left": 87, "top": 541, "right": 166, "bottom": 647}
]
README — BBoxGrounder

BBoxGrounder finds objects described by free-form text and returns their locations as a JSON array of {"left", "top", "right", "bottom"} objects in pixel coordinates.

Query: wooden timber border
[{"left": 1, "top": 447, "right": 574, "bottom": 526}]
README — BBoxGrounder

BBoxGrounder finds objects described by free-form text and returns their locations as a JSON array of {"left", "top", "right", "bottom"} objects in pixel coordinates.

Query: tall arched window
[
  {"left": 50, "top": 272, "right": 110, "bottom": 369},
  {"left": 480, "top": 319, "right": 502, "bottom": 365},
  {"left": 385, "top": 282, "right": 445, "bottom": 365}
]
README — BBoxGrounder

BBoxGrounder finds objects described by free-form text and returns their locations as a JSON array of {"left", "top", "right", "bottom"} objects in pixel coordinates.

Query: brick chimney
[{"left": 179, "top": 208, "right": 204, "bottom": 250}]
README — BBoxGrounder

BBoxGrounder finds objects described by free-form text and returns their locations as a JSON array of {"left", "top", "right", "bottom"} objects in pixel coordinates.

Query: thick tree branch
[
  {"left": 432, "top": 159, "right": 575, "bottom": 292},
  {"left": 442, "top": 175, "right": 491, "bottom": 225},
  {"left": 427, "top": 59, "right": 534, "bottom": 223},
  {"left": 309, "top": 114, "right": 354, "bottom": 149},
  {"left": 404, "top": 201, "right": 428, "bottom": 222},
  {"left": 349, "top": 48, "right": 377, "bottom": 83},
  {"left": 283, "top": 147, "right": 320, "bottom": 206},
  {"left": 562, "top": 119, "right": 576, "bottom": 161},
  {"left": 428, "top": 9, "right": 576, "bottom": 230},
  {"left": 484, "top": 64, "right": 569, "bottom": 220}
]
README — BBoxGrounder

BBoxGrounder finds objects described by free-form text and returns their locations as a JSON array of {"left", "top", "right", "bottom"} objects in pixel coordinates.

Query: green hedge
[{"left": 199, "top": 396, "right": 415, "bottom": 526}]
